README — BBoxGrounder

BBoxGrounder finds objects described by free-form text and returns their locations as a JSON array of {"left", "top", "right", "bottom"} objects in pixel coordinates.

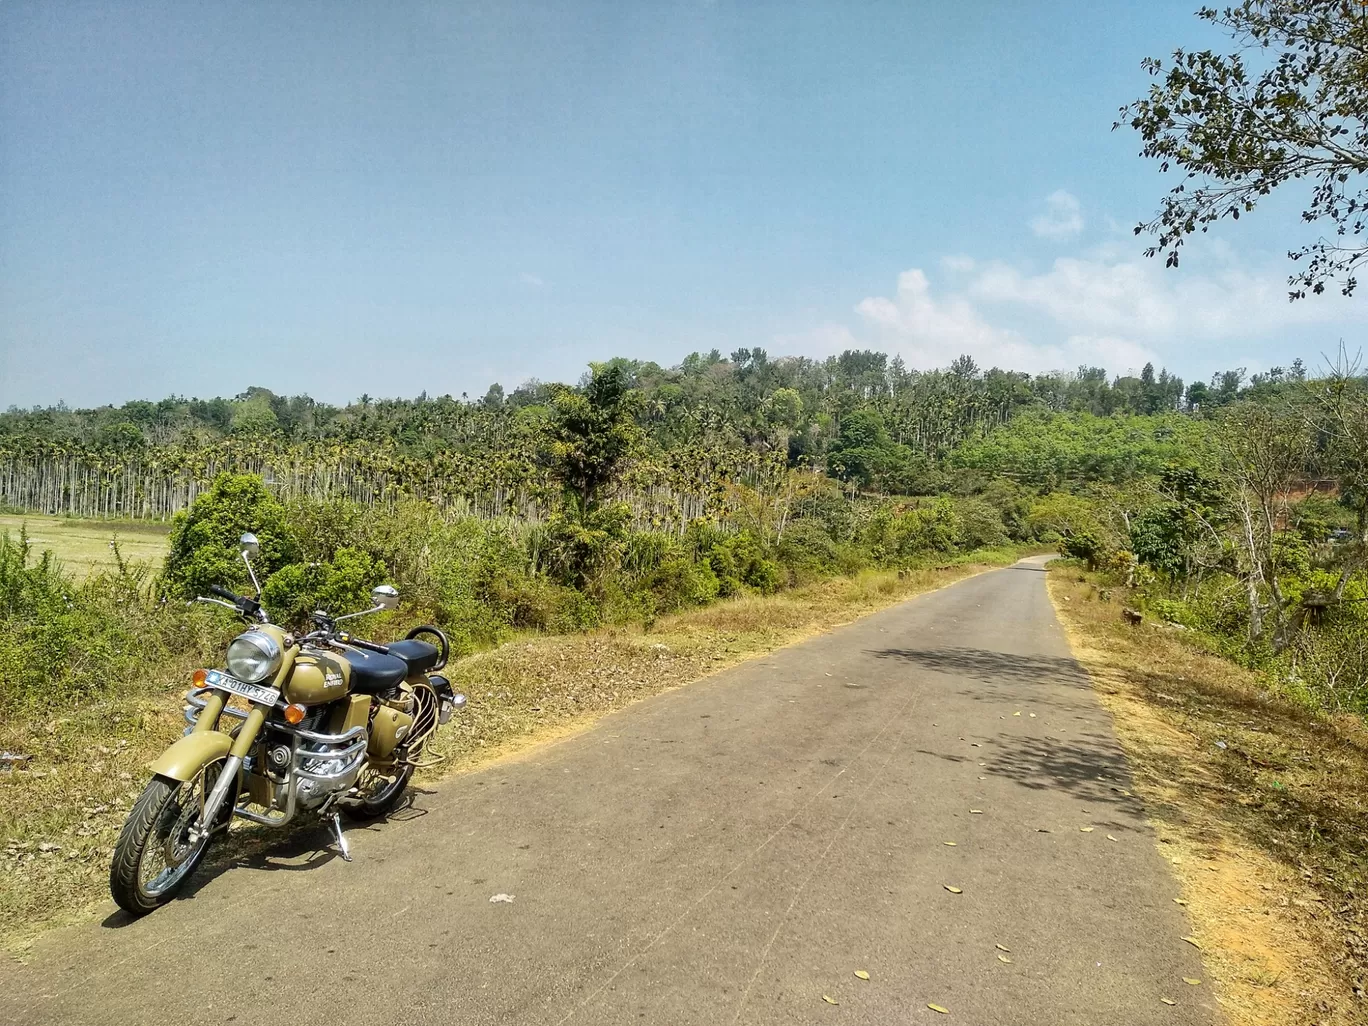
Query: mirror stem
[{"left": 241, "top": 549, "right": 263, "bottom": 600}]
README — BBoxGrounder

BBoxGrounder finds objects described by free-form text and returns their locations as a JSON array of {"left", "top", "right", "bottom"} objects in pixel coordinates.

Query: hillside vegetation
[{"left": 1, "top": 348, "right": 1364, "bottom": 721}]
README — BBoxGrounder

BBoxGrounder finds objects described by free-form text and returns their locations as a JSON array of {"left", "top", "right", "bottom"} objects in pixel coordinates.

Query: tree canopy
[{"left": 1121, "top": 1, "right": 1368, "bottom": 298}]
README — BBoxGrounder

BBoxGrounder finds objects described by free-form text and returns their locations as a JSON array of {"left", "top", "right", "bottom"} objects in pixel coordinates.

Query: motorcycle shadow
[{"left": 100, "top": 786, "right": 436, "bottom": 930}]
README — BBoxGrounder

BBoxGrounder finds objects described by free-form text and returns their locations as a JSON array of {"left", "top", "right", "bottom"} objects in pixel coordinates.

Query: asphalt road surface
[{"left": 2, "top": 557, "right": 1217, "bottom": 1025}]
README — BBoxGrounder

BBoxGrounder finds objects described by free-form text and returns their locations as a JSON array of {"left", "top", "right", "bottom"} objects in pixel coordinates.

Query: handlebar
[{"left": 198, "top": 584, "right": 263, "bottom": 621}]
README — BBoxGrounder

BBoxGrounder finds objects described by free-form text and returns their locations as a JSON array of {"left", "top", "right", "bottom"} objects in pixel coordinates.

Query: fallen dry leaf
[
  {"left": 1080, "top": 826, "right": 1095, "bottom": 833},
  {"left": 1106, "top": 834, "right": 1118, "bottom": 842},
  {"left": 944, "top": 885, "right": 962, "bottom": 894},
  {"left": 1161, "top": 998, "right": 1176, "bottom": 1006},
  {"left": 943, "top": 841, "right": 957, "bottom": 846},
  {"left": 1181, "top": 936, "right": 1201, "bottom": 949},
  {"left": 1182, "top": 977, "right": 1201, "bottom": 986},
  {"left": 1172, "top": 898, "right": 1187, "bottom": 906},
  {"left": 997, "top": 954, "right": 1012, "bottom": 963},
  {"left": 928, "top": 1004, "right": 949, "bottom": 1014},
  {"left": 995, "top": 943, "right": 1010, "bottom": 952},
  {"left": 854, "top": 970, "right": 870, "bottom": 981},
  {"left": 822, "top": 994, "right": 837, "bottom": 1005},
  {"left": 970, "top": 809, "right": 983, "bottom": 814}
]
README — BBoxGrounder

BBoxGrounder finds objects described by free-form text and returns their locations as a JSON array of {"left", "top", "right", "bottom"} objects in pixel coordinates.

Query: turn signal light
[
  {"left": 283, "top": 703, "right": 306, "bottom": 725},
  {"left": 191, "top": 669, "right": 208, "bottom": 687}
]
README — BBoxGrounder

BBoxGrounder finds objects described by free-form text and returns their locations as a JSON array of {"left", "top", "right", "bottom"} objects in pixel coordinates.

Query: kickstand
[{"left": 329, "top": 811, "right": 352, "bottom": 862}]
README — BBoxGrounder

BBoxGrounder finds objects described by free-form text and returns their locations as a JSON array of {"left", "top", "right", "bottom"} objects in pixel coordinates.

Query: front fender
[{"left": 149, "top": 732, "right": 233, "bottom": 782}]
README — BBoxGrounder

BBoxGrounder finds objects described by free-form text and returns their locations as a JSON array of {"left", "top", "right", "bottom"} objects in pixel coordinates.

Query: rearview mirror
[
  {"left": 371, "top": 584, "right": 399, "bottom": 611},
  {"left": 239, "top": 533, "right": 260, "bottom": 558}
]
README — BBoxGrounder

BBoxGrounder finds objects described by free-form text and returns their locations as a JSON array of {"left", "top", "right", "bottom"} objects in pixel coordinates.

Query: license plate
[{"left": 204, "top": 669, "right": 281, "bottom": 707}]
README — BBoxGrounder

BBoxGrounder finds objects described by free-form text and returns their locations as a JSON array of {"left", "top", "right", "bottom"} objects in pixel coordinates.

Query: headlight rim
[{"left": 226, "top": 631, "right": 282, "bottom": 684}]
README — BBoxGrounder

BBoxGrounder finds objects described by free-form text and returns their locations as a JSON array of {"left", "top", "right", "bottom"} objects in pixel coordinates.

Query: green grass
[{"left": 0, "top": 515, "right": 170, "bottom": 581}]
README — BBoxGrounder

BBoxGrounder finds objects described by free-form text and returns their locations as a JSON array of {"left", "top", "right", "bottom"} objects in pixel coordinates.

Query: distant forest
[{"left": 0, "top": 349, "right": 1299, "bottom": 520}]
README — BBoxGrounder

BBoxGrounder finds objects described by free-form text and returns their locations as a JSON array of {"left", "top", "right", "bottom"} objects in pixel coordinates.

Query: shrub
[
  {"left": 893, "top": 498, "right": 963, "bottom": 558},
  {"left": 539, "top": 501, "right": 632, "bottom": 590},
  {"left": 776, "top": 521, "right": 841, "bottom": 584},
  {"left": 0, "top": 530, "right": 221, "bottom": 713},
  {"left": 956, "top": 498, "right": 1008, "bottom": 549},
  {"left": 645, "top": 555, "right": 720, "bottom": 611},
  {"left": 261, "top": 547, "right": 388, "bottom": 628},
  {"left": 161, "top": 473, "right": 297, "bottom": 599}
]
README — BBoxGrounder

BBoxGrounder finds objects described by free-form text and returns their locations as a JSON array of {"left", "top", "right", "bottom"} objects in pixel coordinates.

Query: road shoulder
[{"left": 1046, "top": 567, "right": 1367, "bottom": 1026}]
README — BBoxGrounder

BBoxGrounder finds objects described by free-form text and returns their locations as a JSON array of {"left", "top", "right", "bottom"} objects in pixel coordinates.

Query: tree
[
  {"left": 1216, "top": 400, "right": 1313, "bottom": 647},
  {"left": 481, "top": 383, "right": 505, "bottom": 410},
  {"left": 826, "top": 409, "right": 909, "bottom": 491},
  {"left": 547, "top": 365, "right": 643, "bottom": 511},
  {"left": 1121, "top": 2, "right": 1368, "bottom": 298}
]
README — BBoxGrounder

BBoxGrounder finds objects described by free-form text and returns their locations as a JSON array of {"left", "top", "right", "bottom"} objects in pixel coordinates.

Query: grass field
[{"left": 0, "top": 514, "right": 170, "bottom": 580}]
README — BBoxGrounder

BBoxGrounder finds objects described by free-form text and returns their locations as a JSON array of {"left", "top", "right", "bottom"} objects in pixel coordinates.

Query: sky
[{"left": 2, "top": 0, "right": 1364, "bottom": 409}]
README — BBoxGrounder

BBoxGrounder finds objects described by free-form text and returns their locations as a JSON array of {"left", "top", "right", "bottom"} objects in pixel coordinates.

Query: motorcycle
[{"left": 109, "top": 532, "right": 466, "bottom": 915}]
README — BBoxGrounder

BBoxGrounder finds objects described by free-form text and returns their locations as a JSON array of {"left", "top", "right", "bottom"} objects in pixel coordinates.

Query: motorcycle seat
[
  {"left": 386, "top": 639, "right": 440, "bottom": 674},
  {"left": 340, "top": 647, "right": 408, "bottom": 694}
]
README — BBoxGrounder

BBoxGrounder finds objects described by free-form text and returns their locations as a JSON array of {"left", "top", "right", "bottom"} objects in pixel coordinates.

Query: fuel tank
[{"left": 283, "top": 649, "right": 351, "bottom": 706}]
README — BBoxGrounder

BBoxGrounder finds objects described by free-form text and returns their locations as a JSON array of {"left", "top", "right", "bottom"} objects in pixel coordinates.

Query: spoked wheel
[
  {"left": 342, "top": 761, "right": 413, "bottom": 820},
  {"left": 109, "top": 761, "right": 229, "bottom": 916}
]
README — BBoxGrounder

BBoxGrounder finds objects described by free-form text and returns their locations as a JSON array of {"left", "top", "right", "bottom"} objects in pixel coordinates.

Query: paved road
[{"left": 2, "top": 558, "right": 1217, "bottom": 1025}]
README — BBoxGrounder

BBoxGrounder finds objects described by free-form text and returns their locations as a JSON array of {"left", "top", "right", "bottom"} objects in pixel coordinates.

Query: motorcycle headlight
[{"left": 226, "top": 631, "right": 282, "bottom": 684}]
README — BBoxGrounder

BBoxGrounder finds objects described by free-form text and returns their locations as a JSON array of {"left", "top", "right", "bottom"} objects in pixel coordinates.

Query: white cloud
[
  {"left": 1030, "top": 190, "right": 1084, "bottom": 240},
  {"left": 519, "top": 272, "right": 545, "bottom": 287},
  {"left": 968, "top": 250, "right": 1344, "bottom": 342},
  {"left": 833, "top": 266, "right": 1161, "bottom": 374},
  {"left": 784, "top": 241, "right": 1357, "bottom": 378}
]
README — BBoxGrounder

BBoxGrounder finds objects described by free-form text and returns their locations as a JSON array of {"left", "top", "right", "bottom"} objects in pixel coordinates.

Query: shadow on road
[
  {"left": 875, "top": 646, "right": 1144, "bottom": 812},
  {"left": 867, "top": 646, "right": 1089, "bottom": 688},
  {"left": 982, "top": 732, "right": 1141, "bottom": 811},
  {"left": 99, "top": 787, "right": 434, "bottom": 930}
]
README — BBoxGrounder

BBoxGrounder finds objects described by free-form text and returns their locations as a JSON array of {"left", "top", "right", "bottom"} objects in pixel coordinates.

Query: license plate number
[{"left": 204, "top": 669, "right": 281, "bottom": 706}]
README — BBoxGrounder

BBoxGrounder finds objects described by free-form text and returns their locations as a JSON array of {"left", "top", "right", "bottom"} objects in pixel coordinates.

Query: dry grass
[
  {"left": 1047, "top": 569, "right": 1368, "bottom": 1026},
  {"left": 0, "top": 560, "right": 1007, "bottom": 954},
  {"left": 0, "top": 514, "right": 170, "bottom": 581}
]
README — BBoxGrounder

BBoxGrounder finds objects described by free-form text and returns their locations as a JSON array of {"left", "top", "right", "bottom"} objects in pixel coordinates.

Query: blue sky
[{"left": 2, "top": 0, "right": 1363, "bottom": 408}]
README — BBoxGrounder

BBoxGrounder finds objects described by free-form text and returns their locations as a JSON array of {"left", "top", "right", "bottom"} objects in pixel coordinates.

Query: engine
[{"left": 258, "top": 709, "right": 368, "bottom": 815}]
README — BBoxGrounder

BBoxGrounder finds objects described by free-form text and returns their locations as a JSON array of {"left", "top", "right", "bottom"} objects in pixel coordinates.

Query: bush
[
  {"left": 644, "top": 555, "right": 720, "bottom": 611},
  {"left": 261, "top": 547, "right": 388, "bottom": 628},
  {"left": 892, "top": 498, "right": 963, "bottom": 558},
  {"left": 777, "top": 521, "right": 841, "bottom": 584},
  {"left": 956, "top": 498, "right": 1009, "bottom": 549},
  {"left": 161, "top": 473, "right": 297, "bottom": 599},
  {"left": 0, "top": 530, "right": 222, "bottom": 713}
]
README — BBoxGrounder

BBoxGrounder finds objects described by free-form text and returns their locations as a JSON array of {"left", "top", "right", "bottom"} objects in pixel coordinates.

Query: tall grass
[{"left": 0, "top": 530, "right": 227, "bottom": 716}]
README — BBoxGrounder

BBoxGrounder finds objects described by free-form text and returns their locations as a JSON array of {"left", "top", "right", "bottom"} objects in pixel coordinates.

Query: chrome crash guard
[{"left": 183, "top": 686, "right": 368, "bottom": 827}]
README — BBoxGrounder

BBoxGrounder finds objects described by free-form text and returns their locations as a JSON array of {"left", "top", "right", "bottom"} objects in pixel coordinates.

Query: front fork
[{"left": 189, "top": 701, "right": 268, "bottom": 843}]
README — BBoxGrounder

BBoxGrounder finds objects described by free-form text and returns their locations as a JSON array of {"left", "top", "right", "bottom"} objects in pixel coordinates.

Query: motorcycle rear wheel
[
  {"left": 342, "top": 762, "right": 413, "bottom": 820},
  {"left": 109, "top": 764, "right": 226, "bottom": 916}
]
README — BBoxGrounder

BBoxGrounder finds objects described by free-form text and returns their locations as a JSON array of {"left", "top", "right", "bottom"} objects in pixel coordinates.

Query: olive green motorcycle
[{"left": 109, "top": 533, "right": 466, "bottom": 915}]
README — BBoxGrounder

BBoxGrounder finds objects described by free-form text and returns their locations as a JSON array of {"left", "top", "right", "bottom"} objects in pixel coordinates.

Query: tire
[
  {"left": 109, "top": 767, "right": 226, "bottom": 916},
  {"left": 342, "top": 762, "right": 414, "bottom": 820}
]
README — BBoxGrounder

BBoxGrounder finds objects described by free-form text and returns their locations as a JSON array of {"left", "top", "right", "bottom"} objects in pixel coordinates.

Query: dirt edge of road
[
  {"left": 2, "top": 557, "right": 1019, "bottom": 956},
  {"left": 1047, "top": 568, "right": 1367, "bottom": 1026}
]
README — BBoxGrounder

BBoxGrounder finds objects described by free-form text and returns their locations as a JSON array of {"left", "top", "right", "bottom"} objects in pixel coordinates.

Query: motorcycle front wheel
[{"left": 109, "top": 761, "right": 227, "bottom": 916}]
